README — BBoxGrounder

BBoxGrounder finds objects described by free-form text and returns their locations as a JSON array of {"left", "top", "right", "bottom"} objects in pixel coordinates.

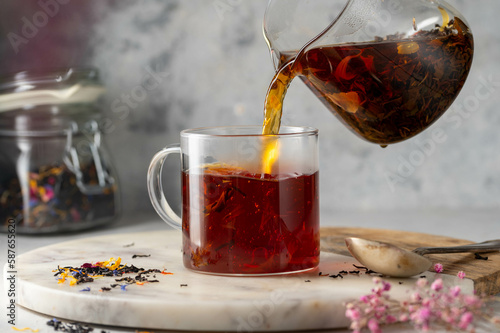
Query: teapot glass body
[{"left": 263, "top": 0, "right": 474, "bottom": 144}]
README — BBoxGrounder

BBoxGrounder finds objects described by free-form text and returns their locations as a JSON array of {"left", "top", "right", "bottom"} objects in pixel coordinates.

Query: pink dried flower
[
  {"left": 457, "top": 271, "right": 466, "bottom": 279},
  {"left": 349, "top": 320, "right": 362, "bottom": 333},
  {"left": 464, "top": 295, "right": 482, "bottom": 308},
  {"left": 410, "top": 291, "right": 422, "bottom": 303},
  {"left": 451, "top": 307, "right": 461, "bottom": 318},
  {"left": 431, "top": 279, "right": 443, "bottom": 292},
  {"left": 421, "top": 297, "right": 433, "bottom": 307},
  {"left": 349, "top": 319, "right": 361, "bottom": 329},
  {"left": 459, "top": 311, "right": 474, "bottom": 329},
  {"left": 372, "top": 288, "right": 382, "bottom": 297},
  {"left": 346, "top": 307, "right": 361, "bottom": 321},
  {"left": 416, "top": 278, "right": 428, "bottom": 288},
  {"left": 449, "top": 285, "right": 461, "bottom": 297},
  {"left": 441, "top": 311, "right": 454, "bottom": 324},
  {"left": 367, "top": 318, "right": 381, "bottom": 333},
  {"left": 344, "top": 277, "right": 498, "bottom": 333},
  {"left": 360, "top": 295, "right": 370, "bottom": 303},
  {"left": 417, "top": 307, "right": 431, "bottom": 322},
  {"left": 433, "top": 263, "right": 443, "bottom": 273}
]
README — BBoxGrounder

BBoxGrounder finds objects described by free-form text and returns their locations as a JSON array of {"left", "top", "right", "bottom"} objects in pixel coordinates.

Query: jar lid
[
  {"left": 0, "top": 68, "right": 105, "bottom": 113},
  {"left": 0, "top": 68, "right": 105, "bottom": 136}
]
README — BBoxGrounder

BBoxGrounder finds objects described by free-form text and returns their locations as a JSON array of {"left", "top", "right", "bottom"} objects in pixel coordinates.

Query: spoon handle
[{"left": 413, "top": 239, "right": 500, "bottom": 256}]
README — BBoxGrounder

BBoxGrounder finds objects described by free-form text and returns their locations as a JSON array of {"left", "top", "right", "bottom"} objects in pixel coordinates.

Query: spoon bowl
[
  {"left": 345, "top": 237, "right": 432, "bottom": 277},
  {"left": 345, "top": 237, "right": 500, "bottom": 278}
]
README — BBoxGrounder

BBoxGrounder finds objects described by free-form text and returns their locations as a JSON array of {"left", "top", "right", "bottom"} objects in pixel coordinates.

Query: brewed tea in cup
[{"left": 147, "top": 126, "right": 319, "bottom": 275}]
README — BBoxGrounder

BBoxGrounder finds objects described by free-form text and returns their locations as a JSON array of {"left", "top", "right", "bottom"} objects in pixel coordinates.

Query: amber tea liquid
[
  {"left": 262, "top": 18, "right": 474, "bottom": 144},
  {"left": 182, "top": 165, "right": 319, "bottom": 274}
]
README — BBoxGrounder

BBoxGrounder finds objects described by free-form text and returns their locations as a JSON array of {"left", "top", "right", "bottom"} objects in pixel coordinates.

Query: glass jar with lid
[{"left": 0, "top": 68, "right": 120, "bottom": 233}]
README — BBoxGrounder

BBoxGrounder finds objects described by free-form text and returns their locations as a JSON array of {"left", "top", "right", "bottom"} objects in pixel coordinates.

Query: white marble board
[{"left": 6, "top": 230, "right": 473, "bottom": 331}]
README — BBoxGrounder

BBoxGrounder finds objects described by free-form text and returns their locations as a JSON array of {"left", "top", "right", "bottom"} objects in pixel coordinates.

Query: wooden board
[{"left": 320, "top": 227, "right": 500, "bottom": 295}]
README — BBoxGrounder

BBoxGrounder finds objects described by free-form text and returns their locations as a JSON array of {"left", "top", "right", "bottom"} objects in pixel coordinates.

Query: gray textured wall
[{"left": 0, "top": 0, "right": 498, "bottom": 221}]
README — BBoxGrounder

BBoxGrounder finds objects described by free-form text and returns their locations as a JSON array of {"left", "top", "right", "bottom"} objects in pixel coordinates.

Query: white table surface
[{"left": 1, "top": 209, "right": 499, "bottom": 333}]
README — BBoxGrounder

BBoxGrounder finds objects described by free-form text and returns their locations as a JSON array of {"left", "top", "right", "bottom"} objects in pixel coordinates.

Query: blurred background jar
[{"left": 0, "top": 68, "right": 120, "bottom": 234}]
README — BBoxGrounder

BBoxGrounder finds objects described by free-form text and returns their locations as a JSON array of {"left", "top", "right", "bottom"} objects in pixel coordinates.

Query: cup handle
[{"left": 147, "top": 144, "right": 182, "bottom": 230}]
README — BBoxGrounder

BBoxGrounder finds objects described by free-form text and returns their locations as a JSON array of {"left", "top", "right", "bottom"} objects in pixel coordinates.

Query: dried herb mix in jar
[{"left": 0, "top": 162, "right": 116, "bottom": 229}]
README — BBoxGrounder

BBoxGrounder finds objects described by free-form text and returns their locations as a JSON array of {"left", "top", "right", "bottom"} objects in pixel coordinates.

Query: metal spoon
[{"left": 344, "top": 237, "right": 500, "bottom": 278}]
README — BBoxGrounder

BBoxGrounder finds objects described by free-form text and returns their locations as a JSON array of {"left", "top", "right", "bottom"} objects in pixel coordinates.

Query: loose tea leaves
[
  {"left": 474, "top": 253, "right": 488, "bottom": 260},
  {"left": 54, "top": 257, "right": 164, "bottom": 289},
  {"left": 46, "top": 318, "right": 103, "bottom": 333}
]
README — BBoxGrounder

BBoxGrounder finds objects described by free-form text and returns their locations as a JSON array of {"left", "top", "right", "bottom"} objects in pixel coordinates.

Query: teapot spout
[{"left": 263, "top": 0, "right": 350, "bottom": 70}]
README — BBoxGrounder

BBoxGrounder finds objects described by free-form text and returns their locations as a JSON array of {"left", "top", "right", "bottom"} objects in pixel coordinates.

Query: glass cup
[{"left": 147, "top": 126, "right": 319, "bottom": 275}]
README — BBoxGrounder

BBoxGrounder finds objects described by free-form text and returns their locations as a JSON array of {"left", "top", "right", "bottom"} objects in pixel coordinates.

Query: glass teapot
[{"left": 263, "top": 0, "right": 474, "bottom": 145}]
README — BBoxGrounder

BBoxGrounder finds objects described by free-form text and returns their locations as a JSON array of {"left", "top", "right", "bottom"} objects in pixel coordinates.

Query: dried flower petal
[
  {"left": 416, "top": 278, "right": 428, "bottom": 288},
  {"left": 457, "top": 271, "right": 466, "bottom": 279},
  {"left": 161, "top": 270, "right": 174, "bottom": 275},
  {"left": 411, "top": 292, "right": 422, "bottom": 303},
  {"left": 397, "top": 41, "right": 420, "bottom": 54},
  {"left": 331, "top": 91, "right": 360, "bottom": 114},
  {"left": 346, "top": 308, "right": 361, "bottom": 321},
  {"left": 433, "top": 263, "right": 443, "bottom": 273},
  {"left": 449, "top": 285, "right": 461, "bottom": 297},
  {"left": 11, "top": 327, "right": 40, "bottom": 332},
  {"left": 360, "top": 295, "right": 370, "bottom": 303},
  {"left": 367, "top": 318, "right": 381, "bottom": 333},
  {"left": 431, "top": 279, "right": 443, "bottom": 292},
  {"left": 459, "top": 311, "right": 474, "bottom": 329}
]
